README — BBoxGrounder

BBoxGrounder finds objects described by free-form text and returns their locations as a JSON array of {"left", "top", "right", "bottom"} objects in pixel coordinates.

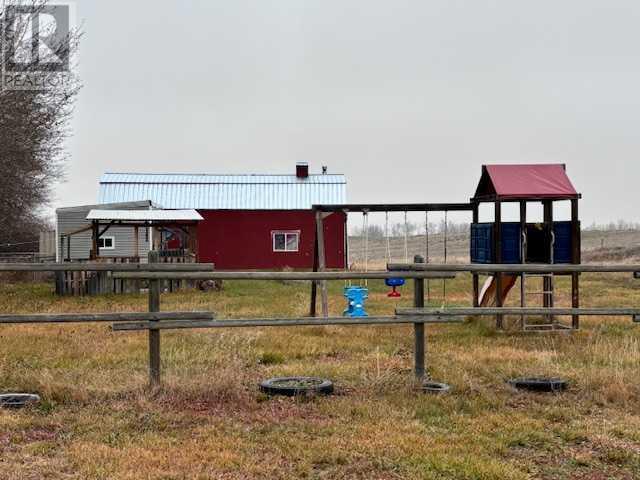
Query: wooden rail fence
[
  {"left": 52, "top": 254, "right": 205, "bottom": 296},
  {"left": 111, "top": 271, "right": 457, "bottom": 281},
  {"left": 0, "top": 262, "right": 215, "bottom": 272},
  {"left": 1, "top": 261, "right": 639, "bottom": 387}
]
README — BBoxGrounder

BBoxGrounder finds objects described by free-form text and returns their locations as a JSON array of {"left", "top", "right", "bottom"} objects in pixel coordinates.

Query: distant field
[
  {"left": 348, "top": 229, "right": 640, "bottom": 267},
  {"left": 1, "top": 273, "right": 640, "bottom": 479}
]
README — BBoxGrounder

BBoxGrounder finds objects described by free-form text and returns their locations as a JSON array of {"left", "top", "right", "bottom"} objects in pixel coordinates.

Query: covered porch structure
[
  {"left": 86, "top": 209, "right": 203, "bottom": 262},
  {"left": 55, "top": 209, "right": 204, "bottom": 296}
]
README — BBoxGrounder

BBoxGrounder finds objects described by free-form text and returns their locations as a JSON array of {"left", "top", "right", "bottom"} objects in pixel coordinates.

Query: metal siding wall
[
  {"left": 56, "top": 205, "right": 150, "bottom": 261},
  {"left": 196, "top": 210, "right": 345, "bottom": 270},
  {"left": 57, "top": 209, "right": 92, "bottom": 260},
  {"left": 98, "top": 226, "right": 147, "bottom": 259}
]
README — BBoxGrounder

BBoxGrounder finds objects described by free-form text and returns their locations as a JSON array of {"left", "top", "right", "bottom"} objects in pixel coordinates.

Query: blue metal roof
[{"left": 98, "top": 172, "right": 347, "bottom": 210}]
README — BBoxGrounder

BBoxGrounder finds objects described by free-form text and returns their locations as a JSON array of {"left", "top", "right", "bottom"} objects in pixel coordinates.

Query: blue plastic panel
[
  {"left": 470, "top": 223, "right": 493, "bottom": 264},
  {"left": 501, "top": 223, "right": 523, "bottom": 264},
  {"left": 472, "top": 222, "right": 573, "bottom": 264},
  {"left": 553, "top": 221, "right": 573, "bottom": 264}
]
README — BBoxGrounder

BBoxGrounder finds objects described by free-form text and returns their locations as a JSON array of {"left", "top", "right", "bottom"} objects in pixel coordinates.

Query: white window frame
[
  {"left": 272, "top": 230, "right": 300, "bottom": 252},
  {"left": 98, "top": 236, "right": 115, "bottom": 250}
]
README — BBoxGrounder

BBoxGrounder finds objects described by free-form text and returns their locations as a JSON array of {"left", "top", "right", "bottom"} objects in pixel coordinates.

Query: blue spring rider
[
  {"left": 385, "top": 277, "right": 405, "bottom": 297},
  {"left": 343, "top": 286, "right": 369, "bottom": 317}
]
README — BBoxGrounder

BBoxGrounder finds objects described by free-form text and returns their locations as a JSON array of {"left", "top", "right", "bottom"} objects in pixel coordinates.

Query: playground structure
[
  {"left": 312, "top": 164, "right": 581, "bottom": 331},
  {"left": 470, "top": 164, "right": 581, "bottom": 331}
]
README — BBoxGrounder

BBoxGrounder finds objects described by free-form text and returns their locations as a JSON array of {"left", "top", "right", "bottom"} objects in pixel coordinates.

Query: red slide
[{"left": 478, "top": 274, "right": 518, "bottom": 307}]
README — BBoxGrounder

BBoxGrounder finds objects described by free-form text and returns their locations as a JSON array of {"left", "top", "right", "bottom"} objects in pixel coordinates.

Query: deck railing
[{"left": 49, "top": 250, "right": 200, "bottom": 296}]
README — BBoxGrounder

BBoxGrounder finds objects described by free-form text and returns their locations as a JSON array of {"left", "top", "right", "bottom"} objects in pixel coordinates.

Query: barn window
[
  {"left": 272, "top": 231, "right": 299, "bottom": 252},
  {"left": 98, "top": 236, "right": 115, "bottom": 250}
]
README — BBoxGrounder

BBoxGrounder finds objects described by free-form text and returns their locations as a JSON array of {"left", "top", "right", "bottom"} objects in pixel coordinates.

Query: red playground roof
[{"left": 473, "top": 164, "right": 579, "bottom": 201}]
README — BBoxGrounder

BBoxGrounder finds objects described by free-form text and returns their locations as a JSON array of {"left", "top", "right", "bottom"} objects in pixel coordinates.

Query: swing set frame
[{"left": 310, "top": 202, "right": 474, "bottom": 318}]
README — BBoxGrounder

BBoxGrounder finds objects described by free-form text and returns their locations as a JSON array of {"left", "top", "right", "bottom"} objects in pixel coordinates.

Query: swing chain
[
  {"left": 404, "top": 211, "right": 409, "bottom": 263},
  {"left": 442, "top": 210, "right": 448, "bottom": 307},
  {"left": 425, "top": 211, "right": 430, "bottom": 304},
  {"left": 362, "top": 210, "right": 369, "bottom": 286},
  {"left": 385, "top": 211, "right": 391, "bottom": 264}
]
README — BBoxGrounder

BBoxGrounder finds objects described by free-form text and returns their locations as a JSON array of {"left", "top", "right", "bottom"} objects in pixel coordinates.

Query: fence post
[
  {"left": 148, "top": 251, "right": 161, "bottom": 387},
  {"left": 413, "top": 254, "right": 425, "bottom": 381}
]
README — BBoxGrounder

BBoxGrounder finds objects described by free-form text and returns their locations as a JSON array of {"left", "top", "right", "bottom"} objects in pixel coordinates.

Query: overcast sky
[{"left": 56, "top": 0, "right": 640, "bottom": 225}]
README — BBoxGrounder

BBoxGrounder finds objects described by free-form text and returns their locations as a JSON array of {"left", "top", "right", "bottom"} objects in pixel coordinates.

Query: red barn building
[{"left": 97, "top": 164, "right": 347, "bottom": 269}]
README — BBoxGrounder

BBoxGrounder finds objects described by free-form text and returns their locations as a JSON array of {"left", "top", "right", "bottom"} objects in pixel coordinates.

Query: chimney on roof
[
  {"left": 322, "top": 166, "right": 327, "bottom": 174},
  {"left": 296, "top": 162, "right": 309, "bottom": 178}
]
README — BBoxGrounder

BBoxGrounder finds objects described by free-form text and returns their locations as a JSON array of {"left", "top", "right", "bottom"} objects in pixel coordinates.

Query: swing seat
[
  {"left": 385, "top": 277, "right": 405, "bottom": 297},
  {"left": 343, "top": 286, "right": 369, "bottom": 317},
  {"left": 385, "top": 278, "right": 405, "bottom": 287}
]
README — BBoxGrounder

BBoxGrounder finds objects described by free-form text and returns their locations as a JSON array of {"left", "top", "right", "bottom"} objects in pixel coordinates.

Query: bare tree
[
  {"left": 353, "top": 224, "right": 384, "bottom": 240},
  {"left": 0, "top": 1, "right": 81, "bottom": 252},
  {"left": 390, "top": 221, "right": 418, "bottom": 237}
]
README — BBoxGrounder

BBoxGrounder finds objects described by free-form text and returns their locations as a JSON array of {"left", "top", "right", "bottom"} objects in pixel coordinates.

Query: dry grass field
[{"left": 1, "top": 269, "right": 640, "bottom": 479}]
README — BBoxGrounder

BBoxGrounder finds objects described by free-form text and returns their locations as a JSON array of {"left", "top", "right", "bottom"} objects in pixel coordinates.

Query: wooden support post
[
  {"left": 572, "top": 273, "right": 580, "bottom": 329},
  {"left": 519, "top": 201, "right": 527, "bottom": 259},
  {"left": 472, "top": 202, "right": 480, "bottom": 307},
  {"left": 543, "top": 200, "right": 554, "bottom": 324},
  {"left": 571, "top": 198, "right": 580, "bottom": 329},
  {"left": 310, "top": 221, "right": 319, "bottom": 317},
  {"left": 494, "top": 201, "right": 503, "bottom": 329},
  {"left": 134, "top": 225, "right": 139, "bottom": 260},
  {"left": 519, "top": 200, "right": 527, "bottom": 329},
  {"left": 92, "top": 221, "right": 100, "bottom": 259},
  {"left": 190, "top": 225, "right": 197, "bottom": 273},
  {"left": 309, "top": 283, "right": 317, "bottom": 317},
  {"left": 148, "top": 251, "right": 161, "bottom": 387},
  {"left": 343, "top": 211, "right": 349, "bottom": 272},
  {"left": 413, "top": 255, "right": 425, "bottom": 380},
  {"left": 315, "top": 210, "right": 329, "bottom": 318},
  {"left": 134, "top": 225, "right": 141, "bottom": 293}
]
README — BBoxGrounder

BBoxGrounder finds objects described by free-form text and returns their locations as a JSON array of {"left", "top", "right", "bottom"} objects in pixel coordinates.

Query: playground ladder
[
  {"left": 520, "top": 231, "right": 569, "bottom": 331},
  {"left": 520, "top": 272, "right": 556, "bottom": 330}
]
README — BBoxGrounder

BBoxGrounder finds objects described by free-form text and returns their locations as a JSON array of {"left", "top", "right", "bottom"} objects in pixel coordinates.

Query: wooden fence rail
[
  {"left": 112, "top": 271, "right": 456, "bottom": 281},
  {"left": 0, "top": 262, "right": 214, "bottom": 272},
  {"left": 387, "top": 263, "right": 640, "bottom": 273},
  {"left": 111, "top": 315, "right": 462, "bottom": 331},
  {"left": 0, "top": 312, "right": 212, "bottom": 324},
  {"left": 397, "top": 307, "right": 640, "bottom": 317}
]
